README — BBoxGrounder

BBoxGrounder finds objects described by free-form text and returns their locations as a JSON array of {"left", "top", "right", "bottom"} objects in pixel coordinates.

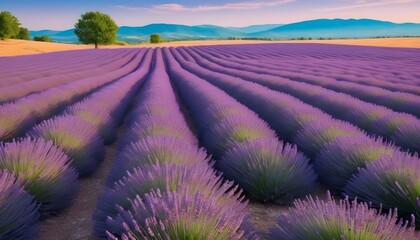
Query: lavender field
[{"left": 1, "top": 43, "right": 420, "bottom": 239}]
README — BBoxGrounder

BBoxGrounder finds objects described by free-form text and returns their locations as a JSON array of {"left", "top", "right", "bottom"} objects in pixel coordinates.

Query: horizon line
[{"left": 28, "top": 17, "right": 420, "bottom": 31}]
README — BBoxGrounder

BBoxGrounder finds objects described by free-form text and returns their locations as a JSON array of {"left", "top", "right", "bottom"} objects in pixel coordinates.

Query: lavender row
[
  {"left": 206, "top": 43, "right": 420, "bottom": 82},
  {"left": 0, "top": 50, "right": 137, "bottom": 103},
  {"left": 198, "top": 46, "right": 420, "bottom": 117},
  {"left": 0, "top": 49, "right": 129, "bottom": 88},
  {"left": 164, "top": 47, "right": 316, "bottom": 204},
  {"left": 26, "top": 48, "right": 153, "bottom": 177},
  {"left": 0, "top": 49, "right": 145, "bottom": 142},
  {"left": 0, "top": 170, "right": 40, "bottom": 239},
  {"left": 200, "top": 44, "right": 420, "bottom": 94},
  {"left": 171, "top": 47, "right": 420, "bottom": 226},
  {"left": 184, "top": 47, "right": 420, "bottom": 155},
  {"left": 210, "top": 45, "right": 420, "bottom": 90},
  {"left": 0, "top": 49, "right": 102, "bottom": 76},
  {"left": 0, "top": 49, "right": 151, "bottom": 239},
  {"left": 268, "top": 192, "right": 418, "bottom": 239},
  {"left": 94, "top": 49, "right": 250, "bottom": 239}
]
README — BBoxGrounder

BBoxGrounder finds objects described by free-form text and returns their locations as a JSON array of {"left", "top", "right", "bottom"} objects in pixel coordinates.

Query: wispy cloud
[
  {"left": 318, "top": 0, "right": 417, "bottom": 11},
  {"left": 115, "top": 5, "right": 147, "bottom": 11},
  {"left": 117, "top": 0, "right": 295, "bottom": 12}
]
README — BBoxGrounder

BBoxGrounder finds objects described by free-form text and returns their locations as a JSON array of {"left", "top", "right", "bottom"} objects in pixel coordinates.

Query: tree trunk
[{"left": 95, "top": 42, "right": 98, "bottom": 49}]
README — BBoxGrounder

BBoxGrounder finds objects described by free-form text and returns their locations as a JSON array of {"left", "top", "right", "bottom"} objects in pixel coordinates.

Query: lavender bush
[{"left": 0, "top": 138, "right": 78, "bottom": 216}]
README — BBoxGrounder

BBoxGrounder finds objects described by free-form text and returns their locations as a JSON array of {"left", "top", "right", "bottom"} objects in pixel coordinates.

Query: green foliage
[
  {"left": 0, "top": 11, "right": 21, "bottom": 40},
  {"left": 150, "top": 33, "right": 162, "bottom": 43},
  {"left": 74, "top": 11, "right": 118, "bottom": 48},
  {"left": 114, "top": 40, "right": 129, "bottom": 46},
  {"left": 33, "top": 36, "right": 51, "bottom": 42},
  {"left": 17, "top": 27, "right": 30, "bottom": 40}
]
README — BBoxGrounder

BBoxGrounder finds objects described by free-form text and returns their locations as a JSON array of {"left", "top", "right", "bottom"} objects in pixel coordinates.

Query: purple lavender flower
[
  {"left": 0, "top": 170, "right": 40, "bottom": 239},
  {"left": 371, "top": 113, "right": 417, "bottom": 139},
  {"left": 392, "top": 121, "right": 420, "bottom": 154},
  {"left": 315, "top": 136, "right": 396, "bottom": 191},
  {"left": 268, "top": 192, "right": 418, "bottom": 239},
  {"left": 202, "top": 115, "right": 277, "bottom": 158},
  {"left": 64, "top": 105, "right": 117, "bottom": 144},
  {"left": 106, "top": 136, "right": 209, "bottom": 186},
  {"left": 106, "top": 189, "right": 247, "bottom": 240},
  {"left": 94, "top": 163, "right": 243, "bottom": 238},
  {"left": 27, "top": 115, "right": 105, "bottom": 177},
  {"left": 218, "top": 138, "right": 316, "bottom": 204},
  {"left": 344, "top": 152, "right": 420, "bottom": 226},
  {"left": 345, "top": 106, "right": 392, "bottom": 131},
  {"left": 294, "top": 119, "right": 365, "bottom": 158},
  {"left": 0, "top": 138, "right": 79, "bottom": 216},
  {"left": 120, "top": 115, "right": 197, "bottom": 148},
  {"left": 0, "top": 103, "right": 35, "bottom": 141}
]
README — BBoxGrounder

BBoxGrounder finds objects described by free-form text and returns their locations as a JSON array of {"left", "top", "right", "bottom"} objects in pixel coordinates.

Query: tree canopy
[
  {"left": 17, "top": 27, "right": 30, "bottom": 40},
  {"left": 150, "top": 33, "right": 162, "bottom": 44},
  {"left": 0, "top": 11, "right": 21, "bottom": 40},
  {"left": 74, "top": 11, "right": 118, "bottom": 48},
  {"left": 33, "top": 36, "right": 51, "bottom": 42}
]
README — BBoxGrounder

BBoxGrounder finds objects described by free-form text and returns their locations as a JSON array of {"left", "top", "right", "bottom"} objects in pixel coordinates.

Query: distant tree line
[
  {"left": 2, "top": 10, "right": 171, "bottom": 48},
  {"left": 33, "top": 36, "right": 51, "bottom": 42}
]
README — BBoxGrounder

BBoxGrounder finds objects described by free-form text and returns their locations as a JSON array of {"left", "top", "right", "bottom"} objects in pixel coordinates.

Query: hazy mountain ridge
[
  {"left": 226, "top": 24, "right": 284, "bottom": 33},
  {"left": 29, "top": 19, "right": 420, "bottom": 43},
  {"left": 255, "top": 19, "right": 420, "bottom": 38}
]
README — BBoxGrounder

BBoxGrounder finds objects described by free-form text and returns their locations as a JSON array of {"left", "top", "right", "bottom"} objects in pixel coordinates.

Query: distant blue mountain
[
  {"left": 29, "top": 19, "right": 420, "bottom": 43},
  {"left": 30, "top": 29, "right": 78, "bottom": 43},
  {"left": 226, "top": 24, "right": 284, "bottom": 33},
  {"left": 118, "top": 24, "right": 244, "bottom": 42},
  {"left": 255, "top": 19, "right": 420, "bottom": 38}
]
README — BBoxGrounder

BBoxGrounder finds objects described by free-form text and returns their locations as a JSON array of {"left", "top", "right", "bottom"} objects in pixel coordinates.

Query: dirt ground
[
  {"left": 37, "top": 128, "right": 122, "bottom": 240},
  {"left": 1, "top": 37, "right": 420, "bottom": 57}
]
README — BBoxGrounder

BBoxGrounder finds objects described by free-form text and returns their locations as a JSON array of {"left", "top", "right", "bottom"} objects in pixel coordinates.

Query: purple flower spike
[
  {"left": 0, "top": 138, "right": 79, "bottom": 217},
  {"left": 27, "top": 115, "right": 105, "bottom": 177},
  {"left": 268, "top": 192, "right": 418, "bottom": 240},
  {"left": 106, "top": 136, "right": 209, "bottom": 186},
  {"left": 344, "top": 152, "right": 420, "bottom": 227},
  {"left": 346, "top": 107, "right": 392, "bottom": 131},
  {"left": 202, "top": 115, "right": 277, "bottom": 158},
  {"left": 392, "top": 121, "right": 420, "bottom": 154},
  {"left": 64, "top": 106, "right": 117, "bottom": 144},
  {"left": 0, "top": 170, "right": 40, "bottom": 239},
  {"left": 0, "top": 103, "right": 35, "bottom": 142},
  {"left": 106, "top": 189, "right": 247, "bottom": 240},
  {"left": 219, "top": 138, "right": 316, "bottom": 204},
  {"left": 120, "top": 115, "right": 197, "bottom": 148},
  {"left": 267, "top": 106, "right": 326, "bottom": 141},
  {"left": 315, "top": 136, "right": 396, "bottom": 191},
  {"left": 371, "top": 113, "right": 417, "bottom": 139},
  {"left": 197, "top": 104, "right": 250, "bottom": 131},
  {"left": 94, "top": 163, "right": 239, "bottom": 238},
  {"left": 294, "top": 119, "right": 365, "bottom": 158}
]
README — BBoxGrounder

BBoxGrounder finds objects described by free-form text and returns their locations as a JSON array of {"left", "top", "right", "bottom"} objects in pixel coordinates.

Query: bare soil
[{"left": 36, "top": 128, "right": 123, "bottom": 240}]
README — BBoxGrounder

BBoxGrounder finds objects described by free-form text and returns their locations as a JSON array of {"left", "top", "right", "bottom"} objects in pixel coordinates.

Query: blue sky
[{"left": 2, "top": 0, "right": 420, "bottom": 30}]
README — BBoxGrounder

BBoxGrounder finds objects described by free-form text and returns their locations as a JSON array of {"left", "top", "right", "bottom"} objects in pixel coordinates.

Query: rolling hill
[
  {"left": 29, "top": 19, "right": 420, "bottom": 43},
  {"left": 255, "top": 19, "right": 420, "bottom": 38},
  {"left": 226, "top": 24, "right": 284, "bottom": 33}
]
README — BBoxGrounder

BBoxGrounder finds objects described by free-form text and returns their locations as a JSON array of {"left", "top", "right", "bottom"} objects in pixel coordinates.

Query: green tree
[
  {"left": 150, "top": 33, "right": 162, "bottom": 43},
  {"left": 0, "top": 11, "right": 21, "bottom": 40},
  {"left": 33, "top": 36, "right": 51, "bottom": 42},
  {"left": 74, "top": 11, "right": 118, "bottom": 49},
  {"left": 17, "top": 27, "right": 30, "bottom": 40}
]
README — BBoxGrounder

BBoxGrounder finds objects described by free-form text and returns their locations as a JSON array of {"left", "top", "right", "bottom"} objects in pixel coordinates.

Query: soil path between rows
[{"left": 37, "top": 127, "right": 123, "bottom": 240}]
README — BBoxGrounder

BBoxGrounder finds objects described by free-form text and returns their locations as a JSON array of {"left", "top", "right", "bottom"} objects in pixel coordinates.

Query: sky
[{"left": 1, "top": 0, "right": 420, "bottom": 30}]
